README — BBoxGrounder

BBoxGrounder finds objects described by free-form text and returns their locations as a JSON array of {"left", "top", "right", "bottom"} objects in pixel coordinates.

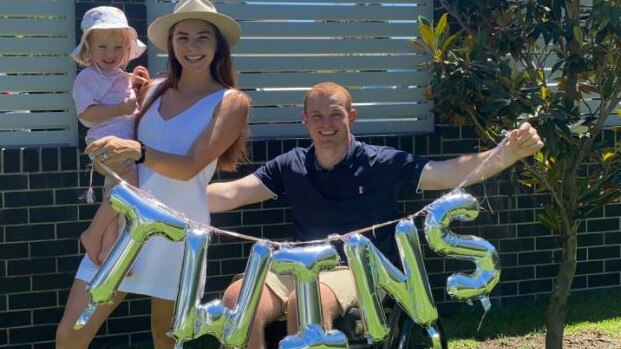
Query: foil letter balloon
[
  {"left": 344, "top": 219, "right": 443, "bottom": 348},
  {"left": 74, "top": 182, "right": 188, "bottom": 329},
  {"left": 168, "top": 224, "right": 212, "bottom": 348},
  {"left": 169, "top": 241, "right": 273, "bottom": 349},
  {"left": 424, "top": 190, "right": 501, "bottom": 310},
  {"left": 271, "top": 244, "right": 348, "bottom": 349}
]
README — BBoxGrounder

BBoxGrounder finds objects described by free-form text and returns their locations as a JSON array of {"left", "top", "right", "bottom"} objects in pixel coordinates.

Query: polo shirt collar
[{"left": 308, "top": 135, "right": 360, "bottom": 171}]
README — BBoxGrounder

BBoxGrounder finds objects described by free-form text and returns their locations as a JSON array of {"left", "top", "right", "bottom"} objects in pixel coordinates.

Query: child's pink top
[{"left": 72, "top": 66, "right": 137, "bottom": 140}]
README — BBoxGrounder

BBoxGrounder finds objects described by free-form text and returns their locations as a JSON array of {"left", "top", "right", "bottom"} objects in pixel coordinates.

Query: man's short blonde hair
[{"left": 304, "top": 82, "right": 352, "bottom": 113}]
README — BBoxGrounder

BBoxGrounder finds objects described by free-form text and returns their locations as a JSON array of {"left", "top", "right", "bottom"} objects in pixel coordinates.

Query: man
[{"left": 207, "top": 82, "right": 543, "bottom": 349}]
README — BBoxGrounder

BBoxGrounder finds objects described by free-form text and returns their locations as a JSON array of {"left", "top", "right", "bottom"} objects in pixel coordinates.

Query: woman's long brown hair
[{"left": 135, "top": 21, "right": 248, "bottom": 172}]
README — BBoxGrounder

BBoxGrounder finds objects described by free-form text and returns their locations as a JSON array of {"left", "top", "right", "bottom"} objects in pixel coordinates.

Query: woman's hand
[{"left": 86, "top": 136, "right": 141, "bottom": 175}]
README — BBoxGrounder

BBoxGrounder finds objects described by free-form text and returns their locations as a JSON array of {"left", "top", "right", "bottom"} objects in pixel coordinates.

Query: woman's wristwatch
[{"left": 135, "top": 141, "right": 147, "bottom": 164}]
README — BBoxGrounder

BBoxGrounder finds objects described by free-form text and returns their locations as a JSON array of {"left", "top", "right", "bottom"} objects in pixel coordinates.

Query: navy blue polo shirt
[{"left": 253, "top": 138, "right": 429, "bottom": 262}]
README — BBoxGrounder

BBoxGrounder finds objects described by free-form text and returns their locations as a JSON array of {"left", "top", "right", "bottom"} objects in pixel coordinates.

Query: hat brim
[
  {"left": 148, "top": 11, "right": 241, "bottom": 51},
  {"left": 71, "top": 25, "right": 146, "bottom": 64}
]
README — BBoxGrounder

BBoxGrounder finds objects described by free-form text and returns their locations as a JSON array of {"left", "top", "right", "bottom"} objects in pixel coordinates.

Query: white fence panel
[
  {"left": 0, "top": 0, "right": 77, "bottom": 147},
  {"left": 147, "top": 0, "right": 434, "bottom": 139}
]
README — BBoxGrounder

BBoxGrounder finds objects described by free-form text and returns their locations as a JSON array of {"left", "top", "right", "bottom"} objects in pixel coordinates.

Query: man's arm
[
  {"left": 207, "top": 174, "right": 275, "bottom": 212},
  {"left": 419, "top": 122, "right": 543, "bottom": 191}
]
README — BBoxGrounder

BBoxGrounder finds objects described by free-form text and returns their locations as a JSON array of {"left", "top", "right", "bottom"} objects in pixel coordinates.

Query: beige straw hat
[{"left": 148, "top": 0, "right": 241, "bottom": 51}]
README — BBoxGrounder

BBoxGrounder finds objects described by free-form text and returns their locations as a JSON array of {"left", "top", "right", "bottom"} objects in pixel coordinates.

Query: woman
[{"left": 56, "top": 1, "right": 249, "bottom": 348}]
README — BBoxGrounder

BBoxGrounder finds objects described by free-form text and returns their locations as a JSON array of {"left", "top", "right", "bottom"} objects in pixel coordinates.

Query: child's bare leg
[
  {"left": 97, "top": 217, "right": 134, "bottom": 276},
  {"left": 80, "top": 199, "right": 117, "bottom": 265},
  {"left": 97, "top": 165, "right": 139, "bottom": 268},
  {"left": 98, "top": 216, "right": 119, "bottom": 264},
  {"left": 123, "top": 164, "right": 138, "bottom": 187}
]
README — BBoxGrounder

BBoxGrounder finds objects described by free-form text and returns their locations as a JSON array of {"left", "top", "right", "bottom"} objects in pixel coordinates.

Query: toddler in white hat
[{"left": 71, "top": 6, "right": 149, "bottom": 267}]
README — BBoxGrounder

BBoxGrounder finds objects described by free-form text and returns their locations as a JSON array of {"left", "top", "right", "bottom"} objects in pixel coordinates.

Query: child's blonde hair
[{"left": 73, "top": 28, "right": 133, "bottom": 68}]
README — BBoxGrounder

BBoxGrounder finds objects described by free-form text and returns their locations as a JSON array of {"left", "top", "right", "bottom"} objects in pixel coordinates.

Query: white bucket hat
[
  {"left": 148, "top": 0, "right": 241, "bottom": 51},
  {"left": 71, "top": 6, "right": 146, "bottom": 64}
]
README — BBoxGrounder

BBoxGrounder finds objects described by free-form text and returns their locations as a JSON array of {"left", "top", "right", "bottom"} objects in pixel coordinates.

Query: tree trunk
[
  {"left": 546, "top": 2, "right": 582, "bottom": 346},
  {"left": 544, "top": 227, "right": 577, "bottom": 349}
]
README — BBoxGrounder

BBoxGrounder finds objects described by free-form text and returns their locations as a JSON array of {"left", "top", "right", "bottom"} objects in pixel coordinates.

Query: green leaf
[
  {"left": 411, "top": 39, "right": 430, "bottom": 52},
  {"left": 419, "top": 23, "right": 435, "bottom": 50},
  {"left": 418, "top": 15, "right": 431, "bottom": 28},
  {"left": 435, "top": 13, "right": 448, "bottom": 37},
  {"left": 603, "top": 151, "right": 616, "bottom": 162},
  {"left": 541, "top": 84, "right": 549, "bottom": 100},
  {"left": 537, "top": 207, "right": 559, "bottom": 230},
  {"left": 602, "top": 75, "right": 614, "bottom": 99},
  {"left": 440, "top": 33, "right": 460, "bottom": 56}
]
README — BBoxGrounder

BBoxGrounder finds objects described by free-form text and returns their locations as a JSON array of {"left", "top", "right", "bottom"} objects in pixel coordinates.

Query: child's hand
[
  {"left": 132, "top": 65, "right": 150, "bottom": 81},
  {"left": 131, "top": 66, "right": 151, "bottom": 106},
  {"left": 120, "top": 97, "right": 138, "bottom": 115}
]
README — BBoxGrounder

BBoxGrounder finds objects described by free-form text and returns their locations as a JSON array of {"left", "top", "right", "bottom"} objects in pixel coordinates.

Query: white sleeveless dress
[{"left": 75, "top": 88, "right": 231, "bottom": 300}]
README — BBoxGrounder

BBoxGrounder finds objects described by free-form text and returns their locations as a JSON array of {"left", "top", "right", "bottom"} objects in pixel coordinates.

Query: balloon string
[
  {"left": 98, "top": 162, "right": 124, "bottom": 183},
  {"left": 94, "top": 140, "right": 505, "bottom": 247},
  {"left": 477, "top": 308, "right": 489, "bottom": 332},
  {"left": 456, "top": 134, "right": 509, "bottom": 190},
  {"left": 476, "top": 296, "right": 492, "bottom": 332},
  {"left": 78, "top": 164, "right": 97, "bottom": 204},
  {"left": 210, "top": 226, "right": 267, "bottom": 244}
]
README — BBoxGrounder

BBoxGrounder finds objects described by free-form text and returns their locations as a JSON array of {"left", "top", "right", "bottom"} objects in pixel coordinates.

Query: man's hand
[{"left": 502, "top": 122, "right": 544, "bottom": 164}]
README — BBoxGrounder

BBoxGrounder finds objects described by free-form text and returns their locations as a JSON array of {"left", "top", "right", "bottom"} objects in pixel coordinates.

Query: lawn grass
[
  {"left": 444, "top": 288, "right": 621, "bottom": 348},
  {"left": 121, "top": 288, "right": 621, "bottom": 348}
]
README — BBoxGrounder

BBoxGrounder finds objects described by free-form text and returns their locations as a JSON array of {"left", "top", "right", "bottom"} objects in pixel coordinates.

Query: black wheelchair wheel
[{"left": 381, "top": 304, "right": 448, "bottom": 349}]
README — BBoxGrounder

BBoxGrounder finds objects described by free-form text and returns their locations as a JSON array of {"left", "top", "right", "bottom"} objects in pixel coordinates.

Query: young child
[{"left": 71, "top": 6, "right": 148, "bottom": 265}]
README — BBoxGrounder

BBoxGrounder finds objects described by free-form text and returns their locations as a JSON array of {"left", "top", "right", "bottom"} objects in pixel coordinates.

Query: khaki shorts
[{"left": 264, "top": 266, "right": 358, "bottom": 316}]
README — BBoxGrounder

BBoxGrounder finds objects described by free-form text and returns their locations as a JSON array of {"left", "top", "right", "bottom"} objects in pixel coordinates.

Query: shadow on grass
[{"left": 442, "top": 287, "right": 621, "bottom": 341}]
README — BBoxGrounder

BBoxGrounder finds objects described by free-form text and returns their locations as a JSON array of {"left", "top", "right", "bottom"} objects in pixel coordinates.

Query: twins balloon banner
[{"left": 74, "top": 181, "right": 500, "bottom": 349}]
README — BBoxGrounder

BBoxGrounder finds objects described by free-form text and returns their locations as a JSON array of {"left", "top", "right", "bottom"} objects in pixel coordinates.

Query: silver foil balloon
[
  {"left": 344, "top": 219, "right": 442, "bottom": 348},
  {"left": 168, "top": 224, "right": 211, "bottom": 348},
  {"left": 74, "top": 182, "right": 188, "bottom": 329},
  {"left": 424, "top": 189, "right": 501, "bottom": 309},
  {"left": 169, "top": 241, "right": 273, "bottom": 349},
  {"left": 272, "top": 244, "right": 348, "bottom": 349}
]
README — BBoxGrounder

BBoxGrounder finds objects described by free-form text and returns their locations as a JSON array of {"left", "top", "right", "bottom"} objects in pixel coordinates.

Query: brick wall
[
  {"left": 3, "top": 126, "right": 621, "bottom": 348},
  {"left": 1, "top": 1, "right": 621, "bottom": 348}
]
